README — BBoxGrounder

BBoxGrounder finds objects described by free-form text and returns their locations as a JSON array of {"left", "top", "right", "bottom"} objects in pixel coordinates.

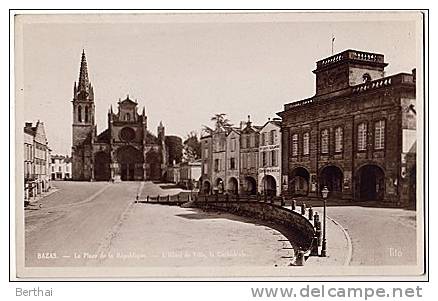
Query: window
[
  {"left": 204, "top": 148, "right": 209, "bottom": 158},
  {"left": 51, "top": 158, "right": 55, "bottom": 164},
  {"left": 291, "top": 133, "right": 298, "bottom": 156},
  {"left": 321, "top": 129, "right": 329, "bottom": 154},
  {"left": 231, "top": 138, "right": 236, "bottom": 152},
  {"left": 230, "top": 158, "right": 236, "bottom": 170},
  {"left": 303, "top": 132, "right": 310, "bottom": 155},
  {"left": 58, "top": 166, "right": 62, "bottom": 172},
  {"left": 270, "top": 130, "right": 276, "bottom": 145},
  {"left": 85, "top": 106, "right": 89, "bottom": 123},
  {"left": 261, "top": 133, "right": 265, "bottom": 146},
  {"left": 357, "top": 123, "right": 367, "bottom": 151},
  {"left": 203, "top": 163, "right": 208, "bottom": 174},
  {"left": 241, "top": 136, "right": 247, "bottom": 149},
  {"left": 247, "top": 154, "right": 252, "bottom": 168},
  {"left": 271, "top": 150, "right": 277, "bottom": 166},
  {"left": 78, "top": 106, "right": 82, "bottom": 122},
  {"left": 126, "top": 113, "right": 131, "bottom": 121},
  {"left": 214, "top": 159, "right": 219, "bottom": 172},
  {"left": 335, "top": 127, "right": 343, "bottom": 153},
  {"left": 374, "top": 120, "right": 385, "bottom": 150},
  {"left": 250, "top": 135, "right": 255, "bottom": 148},
  {"left": 262, "top": 152, "right": 267, "bottom": 167}
]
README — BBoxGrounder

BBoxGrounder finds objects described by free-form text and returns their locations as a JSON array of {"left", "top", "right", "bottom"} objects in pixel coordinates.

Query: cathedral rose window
[{"left": 120, "top": 127, "right": 136, "bottom": 142}]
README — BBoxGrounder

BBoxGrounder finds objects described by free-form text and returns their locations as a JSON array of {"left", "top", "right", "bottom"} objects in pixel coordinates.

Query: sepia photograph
[{"left": 13, "top": 10, "right": 426, "bottom": 279}]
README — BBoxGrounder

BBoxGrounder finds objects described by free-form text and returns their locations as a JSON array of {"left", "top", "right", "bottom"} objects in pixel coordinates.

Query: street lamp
[{"left": 321, "top": 186, "right": 329, "bottom": 257}]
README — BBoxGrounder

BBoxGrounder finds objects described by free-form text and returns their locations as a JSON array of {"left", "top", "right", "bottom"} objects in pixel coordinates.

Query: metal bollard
[
  {"left": 301, "top": 203, "right": 306, "bottom": 215},
  {"left": 314, "top": 212, "right": 320, "bottom": 224},
  {"left": 315, "top": 221, "right": 322, "bottom": 246},
  {"left": 292, "top": 199, "right": 296, "bottom": 211},
  {"left": 310, "top": 236, "right": 319, "bottom": 256},
  {"left": 295, "top": 250, "right": 305, "bottom": 266},
  {"left": 281, "top": 197, "right": 285, "bottom": 207},
  {"left": 308, "top": 206, "right": 313, "bottom": 221}
]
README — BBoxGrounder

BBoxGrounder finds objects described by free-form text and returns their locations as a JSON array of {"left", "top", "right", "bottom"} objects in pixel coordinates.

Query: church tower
[{"left": 72, "top": 50, "right": 95, "bottom": 180}]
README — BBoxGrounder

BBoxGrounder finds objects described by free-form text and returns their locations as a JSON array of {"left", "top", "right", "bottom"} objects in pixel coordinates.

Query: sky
[{"left": 18, "top": 12, "right": 420, "bottom": 154}]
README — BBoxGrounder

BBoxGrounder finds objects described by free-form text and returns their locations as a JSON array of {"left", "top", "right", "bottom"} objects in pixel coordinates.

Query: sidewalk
[{"left": 284, "top": 206, "right": 352, "bottom": 266}]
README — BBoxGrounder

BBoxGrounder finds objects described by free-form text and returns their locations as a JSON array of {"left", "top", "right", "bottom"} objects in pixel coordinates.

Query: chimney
[{"left": 25, "top": 122, "right": 32, "bottom": 128}]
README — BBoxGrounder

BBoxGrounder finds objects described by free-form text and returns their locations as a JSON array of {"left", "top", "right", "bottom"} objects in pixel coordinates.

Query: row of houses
[
  {"left": 24, "top": 121, "right": 72, "bottom": 202},
  {"left": 200, "top": 49, "right": 417, "bottom": 207}
]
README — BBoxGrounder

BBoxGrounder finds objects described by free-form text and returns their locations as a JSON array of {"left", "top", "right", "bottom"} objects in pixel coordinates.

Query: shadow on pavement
[{"left": 175, "top": 207, "right": 308, "bottom": 253}]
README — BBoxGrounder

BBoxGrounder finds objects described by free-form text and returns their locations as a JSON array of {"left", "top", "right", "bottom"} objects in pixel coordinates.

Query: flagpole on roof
[{"left": 331, "top": 34, "right": 335, "bottom": 55}]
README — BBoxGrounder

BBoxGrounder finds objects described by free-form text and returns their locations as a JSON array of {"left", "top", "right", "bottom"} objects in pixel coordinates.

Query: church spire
[{"left": 77, "top": 49, "right": 90, "bottom": 95}]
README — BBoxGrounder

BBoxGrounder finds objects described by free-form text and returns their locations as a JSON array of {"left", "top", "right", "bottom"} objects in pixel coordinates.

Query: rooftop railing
[{"left": 316, "top": 50, "right": 385, "bottom": 68}]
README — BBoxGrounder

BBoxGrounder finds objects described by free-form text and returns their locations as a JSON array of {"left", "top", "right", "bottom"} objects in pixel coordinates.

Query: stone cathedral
[{"left": 71, "top": 50, "right": 168, "bottom": 181}]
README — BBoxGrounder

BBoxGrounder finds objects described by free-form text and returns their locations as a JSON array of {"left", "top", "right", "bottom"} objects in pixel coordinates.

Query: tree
[
  {"left": 211, "top": 113, "right": 232, "bottom": 130},
  {"left": 183, "top": 131, "right": 201, "bottom": 162},
  {"left": 202, "top": 113, "right": 232, "bottom": 135}
]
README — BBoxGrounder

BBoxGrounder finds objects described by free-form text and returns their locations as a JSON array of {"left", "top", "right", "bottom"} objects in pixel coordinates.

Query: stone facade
[
  {"left": 258, "top": 120, "right": 282, "bottom": 196},
  {"left": 200, "top": 134, "right": 213, "bottom": 194},
  {"left": 278, "top": 49, "right": 416, "bottom": 206},
  {"left": 239, "top": 117, "right": 261, "bottom": 195},
  {"left": 50, "top": 155, "right": 72, "bottom": 180},
  {"left": 24, "top": 121, "right": 51, "bottom": 200},
  {"left": 71, "top": 50, "right": 168, "bottom": 181}
]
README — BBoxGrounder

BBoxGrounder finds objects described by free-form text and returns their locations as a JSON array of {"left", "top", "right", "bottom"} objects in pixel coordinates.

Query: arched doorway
[
  {"left": 243, "top": 176, "right": 257, "bottom": 195},
  {"left": 356, "top": 164, "right": 385, "bottom": 201},
  {"left": 320, "top": 165, "right": 343, "bottom": 198},
  {"left": 289, "top": 167, "right": 310, "bottom": 196},
  {"left": 117, "top": 146, "right": 143, "bottom": 181},
  {"left": 203, "top": 180, "right": 211, "bottom": 195},
  {"left": 227, "top": 177, "right": 239, "bottom": 195},
  {"left": 262, "top": 175, "right": 277, "bottom": 196},
  {"left": 215, "top": 178, "right": 224, "bottom": 194},
  {"left": 94, "top": 151, "right": 111, "bottom": 181}
]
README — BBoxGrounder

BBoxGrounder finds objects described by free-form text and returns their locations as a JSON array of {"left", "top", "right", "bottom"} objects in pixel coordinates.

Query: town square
[{"left": 16, "top": 12, "right": 423, "bottom": 277}]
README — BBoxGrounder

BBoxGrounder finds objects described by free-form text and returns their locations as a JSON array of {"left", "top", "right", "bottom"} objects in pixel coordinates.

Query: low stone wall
[{"left": 192, "top": 199, "right": 315, "bottom": 250}]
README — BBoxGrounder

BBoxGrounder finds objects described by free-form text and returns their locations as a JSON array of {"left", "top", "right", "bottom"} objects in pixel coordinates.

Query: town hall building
[{"left": 71, "top": 50, "right": 168, "bottom": 181}]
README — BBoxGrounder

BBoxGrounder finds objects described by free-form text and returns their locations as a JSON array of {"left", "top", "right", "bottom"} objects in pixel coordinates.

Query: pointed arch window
[
  {"left": 85, "top": 106, "right": 89, "bottom": 123},
  {"left": 78, "top": 106, "right": 82, "bottom": 122}
]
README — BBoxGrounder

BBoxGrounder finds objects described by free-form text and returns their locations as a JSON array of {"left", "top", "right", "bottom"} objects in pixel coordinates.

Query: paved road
[
  {"left": 311, "top": 205, "right": 417, "bottom": 266},
  {"left": 25, "top": 181, "right": 293, "bottom": 267}
]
